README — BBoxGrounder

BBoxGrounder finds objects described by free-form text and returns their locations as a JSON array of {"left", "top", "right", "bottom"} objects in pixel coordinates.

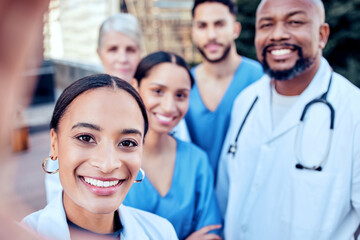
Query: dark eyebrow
[
  {"left": 72, "top": 122, "right": 102, "bottom": 131},
  {"left": 150, "top": 83, "right": 166, "bottom": 87},
  {"left": 121, "top": 128, "right": 143, "bottom": 138},
  {"left": 258, "top": 16, "right": 273, "bottom": 22},
  {"left": 150, "top": 83, "right": 190, "bottom": 92}
]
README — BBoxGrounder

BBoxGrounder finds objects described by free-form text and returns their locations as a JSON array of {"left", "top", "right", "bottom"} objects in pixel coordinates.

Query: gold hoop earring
[
  {"left": 42, "top": 156, "right": 59, "bottom": 174},
  {"left": 134, "top": 168, "right": 145, "bottom": 183}
]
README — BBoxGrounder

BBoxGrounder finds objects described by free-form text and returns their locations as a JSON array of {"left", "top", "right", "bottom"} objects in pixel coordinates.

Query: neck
[
  {"left": 202, "top": 45, "right": 242, "bottom": 79},
  {"left": 274, "top": 58, "right": 321, "bottom": 96},
  {"left": 63, "top": 192, "right": 115, "bottom": 234},
  {"left": 143, "top": 130, "right": 173, "bottom": 157}
]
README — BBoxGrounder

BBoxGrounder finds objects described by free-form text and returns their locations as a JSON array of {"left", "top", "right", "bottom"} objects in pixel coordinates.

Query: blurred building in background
[
  {"left": 43, "top": 0, "right": 199, "bottom": 66},
  {"left": 24, "top": 0, "right": 200, "bottom": 133}
]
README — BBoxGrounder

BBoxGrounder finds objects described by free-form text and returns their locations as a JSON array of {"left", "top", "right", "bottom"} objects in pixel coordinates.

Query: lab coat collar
[
  {"left": 36, "top": 192, "right": 149, "bottom": 240},
  {"left": 118, "top": 205, "right": 149, "bottom": 239},
  {"left": 263, "top": 57, "right": 332, "bottom": 142},
  {"left": 36, "top": 192, "right": 70, "bottom": 239}
]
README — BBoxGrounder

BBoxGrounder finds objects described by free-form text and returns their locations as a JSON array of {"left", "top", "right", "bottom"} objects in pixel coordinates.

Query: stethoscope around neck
[{"left": 228, "top": 72, "right": 335, "bottom": 171}]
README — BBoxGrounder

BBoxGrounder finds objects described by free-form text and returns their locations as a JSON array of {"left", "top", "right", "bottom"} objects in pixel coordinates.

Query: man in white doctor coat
[{"left": 216, "top": 0, "right": 360, "bottom": 239}]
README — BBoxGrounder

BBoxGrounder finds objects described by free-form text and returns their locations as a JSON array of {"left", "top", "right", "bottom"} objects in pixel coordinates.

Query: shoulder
[
  {"left": 120, "top": 205, "right": 177, "bottom": 239},
  {"left": 332, "top": 72, "right": 360, "bottom": 119},
  {"left": 21, "top": 192, "right": 69, "bottom": 239},
  {"left": 233, "top": 74, "right": 268, "bottom": 106},
  {"left": 176, "top": 138, "right": 208, "bottom": 160},
  {"left": 21, "top": 210, "right": 42, "bottom": 230},
  {"left": 239, "top": 56, "right": 263, "bottom": 75},
  {"left": 21, "top": 193, "right": 61, "bottom": 229},
  {"left": 175, "top": 138, "right": 213, "bottom": 179},
  {"left": 333, "top": 72, "right": 360, "bottom": 98},
  {"left": 241, "top": 56, "right": 262, "bottom": 69}
]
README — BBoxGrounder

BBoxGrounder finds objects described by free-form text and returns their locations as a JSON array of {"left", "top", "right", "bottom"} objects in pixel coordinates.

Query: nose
[
  {"left": 117, "top": 49, "right": 128, "bottom": 63},
  {"left": 90, "top": 142, "right": 121, "bottom": 174},
  {"left": 206, "top": 25, "right": 217, "bottom": 40},
  {"left": 161, "top": 94, "right": 177, "bottom": 114},
  {"left": 270, "top": 23, "right": 290, "bottom": 42}
]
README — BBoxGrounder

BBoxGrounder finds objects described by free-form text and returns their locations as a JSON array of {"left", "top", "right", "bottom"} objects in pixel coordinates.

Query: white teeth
[
  {"left": 84, "top": 177, "right": 120, "bottom": 187},
  {"left": 156, "top": 114, "right": 173, "bottom": 122},
  {"left": 271, "top": 49, "right": 291, "bottom": 56}
]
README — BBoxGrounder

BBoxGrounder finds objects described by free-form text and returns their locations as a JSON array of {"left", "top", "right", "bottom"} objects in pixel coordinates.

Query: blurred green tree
[{"left": 235, "top": 0, "right": 360, "bottom": 88}]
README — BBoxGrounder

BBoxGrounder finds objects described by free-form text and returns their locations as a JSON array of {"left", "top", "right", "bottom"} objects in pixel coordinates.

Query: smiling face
[
  {"left": 50, "top": 87, "right": 145, "bottom": 215},
  {"left": 255, "top": 0, "right": 329, "bottom": 80},
  {"left": 136, "top": 63, "right": 191, "bottom": 134},
  {"left": 98, "top": 31, "right": 142, "bottom": 83},
  {"left": 192, "top": 2, "right": 240, "bottom": 63}
]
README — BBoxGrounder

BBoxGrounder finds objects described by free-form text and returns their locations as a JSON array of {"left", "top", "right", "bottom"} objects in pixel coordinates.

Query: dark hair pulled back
[
  {"left": 50, "top": 74, "right": 148, "bottom": 137},
  {"left": 133, "top": 51, "right": 194, "bottom": 87}
]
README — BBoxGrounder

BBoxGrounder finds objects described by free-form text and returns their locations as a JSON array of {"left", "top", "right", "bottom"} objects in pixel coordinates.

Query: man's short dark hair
[{"left": 192, "top": 0, "right": 238, "bottom": 17}]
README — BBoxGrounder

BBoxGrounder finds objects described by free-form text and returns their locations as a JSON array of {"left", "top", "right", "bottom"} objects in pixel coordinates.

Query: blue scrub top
[
  {"left": 185, "top": 57, "right": 263, "bottom": 178},
  {"left": 123, "top": 138, "right": 222, "bottom": 240}
]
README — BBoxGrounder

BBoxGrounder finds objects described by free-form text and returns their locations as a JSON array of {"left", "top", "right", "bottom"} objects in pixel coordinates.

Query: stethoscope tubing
[{"left": 228, "top": 72, "right": 335, "bottom": 171}]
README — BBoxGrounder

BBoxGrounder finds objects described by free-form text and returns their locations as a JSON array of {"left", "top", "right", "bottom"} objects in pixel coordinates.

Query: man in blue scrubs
[{"left": 186, "top": 0, "right": 263, "bottom": 178}]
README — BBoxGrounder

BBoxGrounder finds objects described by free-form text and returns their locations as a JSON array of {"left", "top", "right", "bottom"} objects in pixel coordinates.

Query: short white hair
[{"left": 98, "top": 13, "right": 143, "bottom": 49}]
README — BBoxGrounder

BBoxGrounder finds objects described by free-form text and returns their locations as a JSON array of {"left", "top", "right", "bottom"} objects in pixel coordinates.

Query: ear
[
  {"left": 50, "top": 129, "right": 59, "bottom": 160},
  {"left": 319, "top": 23, "right": 330, "bottom": 49},
  {"left": 233, "top": 21, "right": 242, "bottom": 40}
]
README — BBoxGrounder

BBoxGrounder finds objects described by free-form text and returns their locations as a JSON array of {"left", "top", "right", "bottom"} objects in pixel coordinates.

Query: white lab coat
[
  {"left": 216, "top": 58, "right": 360, "bottom": 240},
  {"left": 22, "top": 192, "right": 178, "bottom": 240}
]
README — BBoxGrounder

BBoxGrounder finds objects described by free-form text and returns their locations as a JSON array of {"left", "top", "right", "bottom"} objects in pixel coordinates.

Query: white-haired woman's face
[{"left": 98, "top": 30, "right": 141, "bottom": 83}]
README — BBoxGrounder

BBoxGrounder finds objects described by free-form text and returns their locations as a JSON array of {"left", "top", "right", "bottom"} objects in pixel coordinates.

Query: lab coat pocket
[{"left": 280, "top": 169, "right": 343, "bottom": 235}]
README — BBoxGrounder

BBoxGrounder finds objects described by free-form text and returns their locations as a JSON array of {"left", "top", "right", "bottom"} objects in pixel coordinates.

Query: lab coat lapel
[
  {"left": 257, "top": 75, "right": 273, "bottom": 137},
  {"left": 119, "top": 205, "right": 149, "bottom": 240},
  {"left": 268, "top": 58, "right": 332, "bottom": 142},
  {"left": 37, "top": 192, "right": 71, "bottom": 240}
]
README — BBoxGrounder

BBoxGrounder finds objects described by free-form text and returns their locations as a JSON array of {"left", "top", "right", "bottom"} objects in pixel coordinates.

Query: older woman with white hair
[{"left": 97, "top": 13, "right": 143, "bottom": 83}]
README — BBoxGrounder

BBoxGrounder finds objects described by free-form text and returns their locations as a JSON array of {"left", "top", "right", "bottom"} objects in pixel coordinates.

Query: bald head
[
  {"left": 257, "top": 0, "right": 325, "bottom": 23},
  {"left": 254, "top": 0, "right": 330, "bottom": 82}
]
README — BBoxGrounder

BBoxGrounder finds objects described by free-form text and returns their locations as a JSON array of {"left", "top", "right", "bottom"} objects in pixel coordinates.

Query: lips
[
  {"left": 270, "top": 48, "right": 292, "bottom": 56},
  {"left": 154, "top": 113, "right": 176, "bottom": 125},
  {"left": 262, "top": 43, "right": 299, "bottom": 61},
  {"left": 204, "top": 41, "right": 223, "bottom": 52},
  {"left": 83, "top": 177, "right": 121, "bottom": 187},
  {"left": 80, "top": 176, "right": 125, "bottom": 196}
]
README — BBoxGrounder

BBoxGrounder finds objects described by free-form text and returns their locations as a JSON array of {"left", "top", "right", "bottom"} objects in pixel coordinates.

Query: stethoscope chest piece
[{"left": 228, "top": 143, "right": 237, "bottom": 157}]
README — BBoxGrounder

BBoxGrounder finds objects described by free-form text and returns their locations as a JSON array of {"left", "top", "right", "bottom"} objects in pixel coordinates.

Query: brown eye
[
  {"left": 176, "top": 93, "right": 186, "bottom": 99},
  {"left": 108, "top": 46, "right": 118, "bottom": 52},
  {"left": 77, "top": 135, "right": 95, "bottom": 143},
  {"left": 119, "top": 140, "right": 137, "bottom": 147},
  {"left": 153, "top": 88, "right": 163, "bottom": 95}
]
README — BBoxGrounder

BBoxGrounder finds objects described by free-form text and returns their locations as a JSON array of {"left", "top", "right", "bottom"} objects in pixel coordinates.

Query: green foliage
[
  {"left": 235, "top": 0, "right": 360, "bottom": 88},
  {"left": 323, "top": 0, "right": 360, "bottom": 87},
  {"left": 235, "top": 0, "right": 261, "bottom": 60}
]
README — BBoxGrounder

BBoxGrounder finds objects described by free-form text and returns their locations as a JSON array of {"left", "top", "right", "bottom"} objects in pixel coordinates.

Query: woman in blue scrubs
[
  {"left": 22, "top": 74, "right": 177, "bottom": 239},
  {"left": 123, "top": 51, "right": 222, "bottom": 240}
]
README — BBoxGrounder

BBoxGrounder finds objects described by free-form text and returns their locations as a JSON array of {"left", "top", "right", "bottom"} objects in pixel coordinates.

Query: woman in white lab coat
[
  {"left": 22, "top": 74, "right": 177, "bottom": 239},
  {"left": 45, "top": 13, "right": 144, "bottom": 203}
]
